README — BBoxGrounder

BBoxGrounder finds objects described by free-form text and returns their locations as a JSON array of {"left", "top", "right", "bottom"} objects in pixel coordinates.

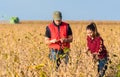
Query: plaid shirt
[{"left": 87, "top": 36, "right": 108, "bottom": 59}]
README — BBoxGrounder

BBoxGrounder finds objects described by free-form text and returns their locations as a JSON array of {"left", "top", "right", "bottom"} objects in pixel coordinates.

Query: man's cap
[{"left": 53, "top": 11, "right": 62, "bottom": 20}]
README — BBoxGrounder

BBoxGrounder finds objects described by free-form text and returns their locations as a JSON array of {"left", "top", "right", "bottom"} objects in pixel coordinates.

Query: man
[{"left": 45, "top": 11, "right": 73, "bottom": 68}]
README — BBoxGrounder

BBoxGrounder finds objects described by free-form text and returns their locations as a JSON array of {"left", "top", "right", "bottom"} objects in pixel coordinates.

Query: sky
[{"left": 0, "top": 0, "right": 120, "bottom": 20}]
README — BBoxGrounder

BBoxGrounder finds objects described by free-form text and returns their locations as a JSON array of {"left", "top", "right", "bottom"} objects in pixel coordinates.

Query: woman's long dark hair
[{"left": 86, "top": 22, "right": 100, "bottom": 37}]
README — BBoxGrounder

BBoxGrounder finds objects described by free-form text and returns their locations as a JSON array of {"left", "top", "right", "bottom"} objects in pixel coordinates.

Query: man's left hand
[{"left": 60, "top": 38, "right": 67, "bottom": 43}]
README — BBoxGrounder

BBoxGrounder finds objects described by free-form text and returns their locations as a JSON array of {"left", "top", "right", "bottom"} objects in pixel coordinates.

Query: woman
[{"left": 86, "top": 22, "right": 108, "bottom": 77}]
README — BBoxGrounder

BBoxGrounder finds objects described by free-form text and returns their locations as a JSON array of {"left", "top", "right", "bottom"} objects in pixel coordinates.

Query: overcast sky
[{"left": 0, "top": 0, "right": 120, "bottom": 20}]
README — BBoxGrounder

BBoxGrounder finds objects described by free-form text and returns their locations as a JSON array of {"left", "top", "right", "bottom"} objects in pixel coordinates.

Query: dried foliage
[{"left": 0, "top": 21, "right": 119, "bottom": 77}]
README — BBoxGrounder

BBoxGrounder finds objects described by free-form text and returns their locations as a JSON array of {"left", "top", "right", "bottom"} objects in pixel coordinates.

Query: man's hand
[
  {"left": 60, "top": 35, "right": 73, "bottom": 43},
  {"left": 50, "top": 39, "right": 57, "bottom": 43},
  {"left": 45, "top": 37, "right": 57, "bottom": 44},
  {"left": 60, "top": 38, "right": 67, "bottom": 43}
]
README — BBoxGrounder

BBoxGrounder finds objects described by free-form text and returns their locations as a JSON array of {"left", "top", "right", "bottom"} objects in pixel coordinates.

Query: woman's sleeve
[{"left": 96, "top": 37, "right": 103, "bottom": 53}]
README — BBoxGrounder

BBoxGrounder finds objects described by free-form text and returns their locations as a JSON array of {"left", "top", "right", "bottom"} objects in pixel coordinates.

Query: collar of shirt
[{"left": 53, "top": 21, "right": 62, "bottom": 27}]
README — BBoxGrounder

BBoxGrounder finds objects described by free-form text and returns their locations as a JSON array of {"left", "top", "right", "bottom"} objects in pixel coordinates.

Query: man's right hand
[{"left": 50, "top": 39, "right": 57, "bottom": 43}]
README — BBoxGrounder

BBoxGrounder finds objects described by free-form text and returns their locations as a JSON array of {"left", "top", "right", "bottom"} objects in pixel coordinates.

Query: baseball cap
[{"left": 53, "top": 11, "right": 62, "bottom": 20}]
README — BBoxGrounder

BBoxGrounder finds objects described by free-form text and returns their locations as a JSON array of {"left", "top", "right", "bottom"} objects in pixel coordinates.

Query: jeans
[
  {"left": 49, "top": 48, "right": 69, "bottom": 68},
  {"left": 98, "top": 57, "right": 108, "bottom": 77}
]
